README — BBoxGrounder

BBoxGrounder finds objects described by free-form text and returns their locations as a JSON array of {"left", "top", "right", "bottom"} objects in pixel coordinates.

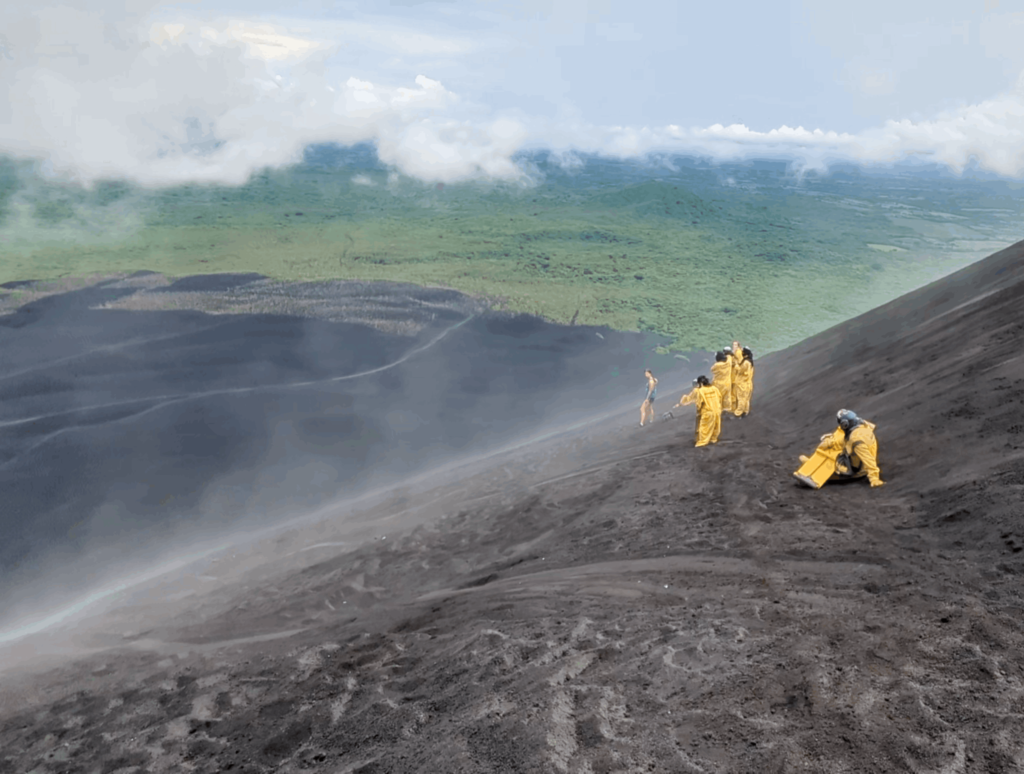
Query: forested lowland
[{"left": 2, "top": 147, "right": 1020, "bottom": 353}]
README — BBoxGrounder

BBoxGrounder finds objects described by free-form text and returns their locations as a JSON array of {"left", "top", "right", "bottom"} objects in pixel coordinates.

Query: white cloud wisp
[
  {"left": 2, "top": 5, "right": 1024, "bottom": 188},
  {"left": 531, "top": 84, "right": 1024, "bottom": 179},
  {"left": 0, "top": 7, "right": 529, "bottom": 187}
]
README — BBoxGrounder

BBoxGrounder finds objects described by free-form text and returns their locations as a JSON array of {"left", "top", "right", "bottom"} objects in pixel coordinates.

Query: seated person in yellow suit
[
  {"left": 674, "top": 375, "right": 722, "bottom": 447},
  {"left": 794, "top": 409, "right": 885, "bottom": 489}
]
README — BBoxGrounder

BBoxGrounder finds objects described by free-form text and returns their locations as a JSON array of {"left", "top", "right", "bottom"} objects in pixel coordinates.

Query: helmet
[
  {"left": 723, "top": 346, "right": 733, "bottom": 354},
  {"left": 837, "top": 409, "right": 859, "bottom": 431}
]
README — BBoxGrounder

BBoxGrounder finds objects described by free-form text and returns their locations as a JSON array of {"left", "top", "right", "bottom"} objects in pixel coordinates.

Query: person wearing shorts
[{"left": 640, "top": 369, "right": 658, "bottom": 427}]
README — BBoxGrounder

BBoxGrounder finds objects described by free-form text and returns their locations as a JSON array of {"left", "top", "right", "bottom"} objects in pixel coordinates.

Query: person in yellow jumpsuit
[
  {"left": 732, "top": 347, "right": 754, "bottom": 417},
  {"left": 795, "top": 409, "right": 884, "bottom": 488},
  {"left": 727, "top": 345, "right": 742, "bottom": 412},
  {"left": 710, "top": 351, "right": 732, "bottom": 414},
  {"left": 728, "top": 341, "right": 742, "bottom": 382},
  {"left": 674, "top": 375, "right": 722, "bottom": 447}
]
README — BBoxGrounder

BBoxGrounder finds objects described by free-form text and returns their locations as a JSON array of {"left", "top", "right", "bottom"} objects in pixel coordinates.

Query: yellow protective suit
[
  {"left": 709, "top": 361, "right": 732, "bottom": 414},
  {"left": 846, "top": 421, "right": 884, "bottom": 487},
  {"left": 729, "top": 343, "right": 742, "bottom": 383},
  {"left": 727, "top": 349, "right": 743, "bottom": 413},
  {"left": 732, "top": 359, "right": 754, "bottom": 417},
  {"left": 677, "top": 385, "right": 722, "bottom": 446}
]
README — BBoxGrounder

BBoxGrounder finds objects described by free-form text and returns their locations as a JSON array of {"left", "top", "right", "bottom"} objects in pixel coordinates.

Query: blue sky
[
  {"left": 222, "top": 0, "right": 1022, "bottom": 130},
  {"left": 2, "top": 0, "right": 1023, "bottom": 185}
]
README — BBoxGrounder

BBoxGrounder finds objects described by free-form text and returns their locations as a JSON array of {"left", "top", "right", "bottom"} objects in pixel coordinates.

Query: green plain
[{"left": 1, "top": 152, "right": 1021, "bottom": 353}]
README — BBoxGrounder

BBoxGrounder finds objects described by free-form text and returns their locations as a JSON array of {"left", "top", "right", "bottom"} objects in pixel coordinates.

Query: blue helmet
[{"left": 837, "top": 409, "right": 860, "bottom": 431}]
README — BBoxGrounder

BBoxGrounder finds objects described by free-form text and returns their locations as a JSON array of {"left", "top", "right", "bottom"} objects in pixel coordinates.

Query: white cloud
[
  {"left": 2, "top": 2, "right": 1024, "bottom": 189},
  {"left": 518, "top": 80, "right": 1024, "bottom": 179},
  {"left": 856, "top": 93, "right": 1024, "bottom": 176},
  {"left": 548, "top": 149, "right": 585, "bottom": 171},
  {"left": 0, "top": 184, "right": 146, "bottom": 250},
  {"left": 376, "top": 116, "right": 530, "bottom": 183},
  {"left": 188, "top": 20, "right": 332, "bottom": 62},
  {"left": 0, "top": 5, "right": 513, "bottom": 187}
]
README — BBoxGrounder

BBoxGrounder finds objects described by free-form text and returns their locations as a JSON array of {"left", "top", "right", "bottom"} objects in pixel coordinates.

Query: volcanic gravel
[{"left": 2, "top": 243, "right": 1024, "bottom": 772}]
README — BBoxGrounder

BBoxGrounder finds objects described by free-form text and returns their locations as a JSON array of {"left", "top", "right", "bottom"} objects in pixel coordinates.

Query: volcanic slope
[{"left": 2, "top": 241, "right": 1024, "bottom": 773}]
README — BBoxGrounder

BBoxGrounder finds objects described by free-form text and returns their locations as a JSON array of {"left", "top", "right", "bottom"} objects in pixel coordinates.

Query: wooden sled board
[{"left": 793, "top": 447, "right": 839, "bottom": 489}]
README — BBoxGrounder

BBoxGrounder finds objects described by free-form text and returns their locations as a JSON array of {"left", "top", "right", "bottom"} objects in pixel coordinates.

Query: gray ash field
[{"left": 2, "top": 242, "right": 1024, "bottom": 772}]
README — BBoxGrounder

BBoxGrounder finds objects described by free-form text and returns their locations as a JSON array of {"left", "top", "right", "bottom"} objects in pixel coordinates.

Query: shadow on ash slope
[{"left": 3, "top": 243, "right": 1024, "bottom": 773}]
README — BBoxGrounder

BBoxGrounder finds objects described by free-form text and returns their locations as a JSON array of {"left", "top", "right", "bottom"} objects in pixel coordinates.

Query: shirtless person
[{"left": 640, "top": 369, "right": 658, "bottom": 427}]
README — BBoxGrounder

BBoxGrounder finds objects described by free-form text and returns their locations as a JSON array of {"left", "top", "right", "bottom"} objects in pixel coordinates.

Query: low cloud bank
[
  {"left": 532, "top": 85, "right": 1024, "bottom": 180},
  {"left": 1, "top": 6, "right": 1023, "bottom": 188}
]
